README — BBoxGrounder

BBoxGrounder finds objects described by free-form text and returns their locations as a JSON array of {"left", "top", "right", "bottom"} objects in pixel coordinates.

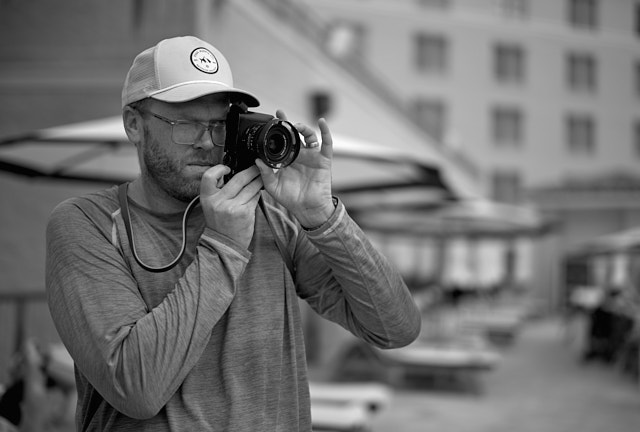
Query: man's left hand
[{"left": 255, "top": 110, "right": 335, "bottom": 229}]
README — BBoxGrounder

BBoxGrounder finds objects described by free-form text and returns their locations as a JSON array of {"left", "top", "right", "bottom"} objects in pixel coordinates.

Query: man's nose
[{"left": 193, "top": 129, "right": 215, "bottom": 150}]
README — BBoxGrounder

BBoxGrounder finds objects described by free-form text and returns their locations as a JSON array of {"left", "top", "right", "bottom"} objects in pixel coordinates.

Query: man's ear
[{"left": 123, "top": 107, "right": 143, "bottom": 145}]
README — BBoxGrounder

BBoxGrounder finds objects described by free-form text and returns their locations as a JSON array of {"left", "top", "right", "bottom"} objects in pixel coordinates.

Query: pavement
[{"left": 367, "top": 317, "right": 640, "bottom": 432}]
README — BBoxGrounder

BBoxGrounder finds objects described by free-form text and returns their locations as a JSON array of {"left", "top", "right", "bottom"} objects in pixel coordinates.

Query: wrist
[{"left": 300, "top": 197, "right": 338, "bottom": 231}]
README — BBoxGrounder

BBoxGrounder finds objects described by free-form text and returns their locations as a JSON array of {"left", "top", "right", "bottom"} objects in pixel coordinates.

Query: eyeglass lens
[{"left": 172, "top": 122, "right": 225, "bottom": 145}]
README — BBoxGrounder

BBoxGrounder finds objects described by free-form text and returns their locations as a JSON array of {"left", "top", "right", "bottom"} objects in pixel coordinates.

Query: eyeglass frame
[{"left": 137, "top": 109, "right": 227, "bottom": 147}]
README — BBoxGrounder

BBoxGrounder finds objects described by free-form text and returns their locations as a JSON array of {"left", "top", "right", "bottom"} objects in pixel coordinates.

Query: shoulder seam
[{"left": 111, "top": 208, "right": 122, "bottom": 249}]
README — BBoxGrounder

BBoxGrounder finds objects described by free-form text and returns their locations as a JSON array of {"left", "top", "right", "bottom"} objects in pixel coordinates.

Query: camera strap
[
  {"left": 118, "top": 183, "right": 295, "bottom": 279},
  {"left": 118, "top": 183, "right": 200, "bottom": 273}
]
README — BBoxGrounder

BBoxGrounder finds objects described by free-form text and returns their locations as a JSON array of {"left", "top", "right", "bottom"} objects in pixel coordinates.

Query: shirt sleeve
[
  {"left": 45, "top": 200, "right": 248, "bottom": 419},
  {"left": 293, "top": 200, "right": 422, "bottom": 349}
]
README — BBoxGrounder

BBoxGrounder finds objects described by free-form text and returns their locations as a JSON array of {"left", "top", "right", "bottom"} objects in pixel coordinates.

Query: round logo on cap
[{"left": 190, "top": 48, "right": 218, "bottom": 74}]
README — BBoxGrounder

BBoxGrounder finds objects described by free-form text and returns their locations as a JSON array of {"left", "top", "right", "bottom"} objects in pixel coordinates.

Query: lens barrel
[
  {"left": 223, "top": 107, "right": 302, "bottom": 182},
  {"left": 244, "top": 119, "right": 300, "bottom": 169}
]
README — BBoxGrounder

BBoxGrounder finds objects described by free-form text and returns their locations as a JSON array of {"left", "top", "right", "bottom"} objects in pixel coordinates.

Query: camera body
[{"left": 223, "top": 104, "right": 301, "bottom": 182}]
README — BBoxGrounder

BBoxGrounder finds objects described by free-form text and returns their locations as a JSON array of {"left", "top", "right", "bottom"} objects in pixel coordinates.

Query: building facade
[
  {"left": 302, "top": 0, "right": 640, "bottom": 203},
  {"left": 302, "top": 0, "right": 640, "bottom": 308}
]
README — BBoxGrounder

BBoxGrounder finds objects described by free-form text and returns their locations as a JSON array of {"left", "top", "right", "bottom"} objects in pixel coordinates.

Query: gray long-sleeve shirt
[{"left": 45, "top": 185, "right": 420, "bottom": 431}]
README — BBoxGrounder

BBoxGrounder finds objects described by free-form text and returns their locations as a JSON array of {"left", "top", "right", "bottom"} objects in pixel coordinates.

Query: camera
[{"left": 223, "top": 104, "right": 301, "bottom": 182}]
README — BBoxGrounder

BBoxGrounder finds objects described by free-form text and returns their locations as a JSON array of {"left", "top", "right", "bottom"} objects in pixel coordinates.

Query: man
[{"left": 46, "top": 35, "right": 420, "bottom": 431}]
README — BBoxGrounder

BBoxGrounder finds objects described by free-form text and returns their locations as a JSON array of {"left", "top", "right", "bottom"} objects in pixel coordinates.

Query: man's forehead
[{"left": 151, "top": 95, "right": 231, "bottom": 117}]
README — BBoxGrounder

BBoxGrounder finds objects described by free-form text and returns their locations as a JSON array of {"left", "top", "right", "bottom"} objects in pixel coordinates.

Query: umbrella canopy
[{"left": 0, "top": 116, "right": 460, "bottom": 213}]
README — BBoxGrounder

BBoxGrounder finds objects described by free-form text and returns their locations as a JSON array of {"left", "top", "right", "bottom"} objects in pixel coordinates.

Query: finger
[
  {"left": 295, "top": 123, "right": 320, "bottom": 149},
  {"left": 220, "top": 165, "right": 261, "bottom": 198},
  {"left": 234, "top": 175, "right": 264, "bottom": 205},
  {"left": 255, "top": 159, "right": 277, "bottom": 191},
  {"left": 200, "top": 165, "right": 230, "bottom": 197},
  {"left": 318, "top": 118, "right": 333, "bottom": 158},
  {"left": 276, "top": 109, "right": 288, "bottom": 122},
  {"left": 244, "top": 187, "right": 263, "bottom": 212},
  {"left": 255, "top": 158, "right": 274, "bottom": 179}
]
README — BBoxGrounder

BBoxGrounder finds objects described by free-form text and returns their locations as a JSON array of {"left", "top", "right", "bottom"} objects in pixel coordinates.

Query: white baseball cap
[{"left": 122, "top": 35, "right": 259, "bottom": 108}]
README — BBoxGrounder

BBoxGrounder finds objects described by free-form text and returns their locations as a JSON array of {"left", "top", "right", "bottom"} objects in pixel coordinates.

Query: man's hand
[
  {"left": 256, "top": 111, "right": 335, "bottom": 229},
  {"left": 200, "top": 165, "right": 263, "bottom": 249}
]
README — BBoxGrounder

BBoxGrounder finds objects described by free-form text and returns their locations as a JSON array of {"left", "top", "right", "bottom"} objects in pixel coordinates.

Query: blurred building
[
  {"left": 300, "top": 0, "right": 640, "bottom": 303},
  {"left": 301, "top": 0, "right": 640, "bottom": 202}
]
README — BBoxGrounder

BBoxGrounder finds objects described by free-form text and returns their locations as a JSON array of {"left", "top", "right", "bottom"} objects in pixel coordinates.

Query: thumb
[
  {"left": 200, "top": 165, "right": 230, "bottom": 197},
  {"left": 255, "top": 159, "right": 276, "bottom": 190}
]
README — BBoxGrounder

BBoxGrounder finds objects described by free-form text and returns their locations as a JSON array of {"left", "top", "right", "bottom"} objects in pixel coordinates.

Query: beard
[{"left": 140, "top": 127, "right": 215, "bottom": 202}]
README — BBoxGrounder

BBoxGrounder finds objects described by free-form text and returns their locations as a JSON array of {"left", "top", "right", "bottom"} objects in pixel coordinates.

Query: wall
[
  {"left": 302, "top": 0, "right": 640, "bottom": 190},
  {"left": 0, "top": 0, "right": 197, "bottom": 138}
]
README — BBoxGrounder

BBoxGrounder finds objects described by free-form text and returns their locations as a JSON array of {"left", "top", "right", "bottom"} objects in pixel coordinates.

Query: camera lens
[
  {"left": 267, "top": 133, "right": 287, "bottom": 157},
  {"left": 255, "top": 120, "right": 300, "bottom": 169},
  {"left": 230, "top": 111, "right": 302, "bottom": 177}
]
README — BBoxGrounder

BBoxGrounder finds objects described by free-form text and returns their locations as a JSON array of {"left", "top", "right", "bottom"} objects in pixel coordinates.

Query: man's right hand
[{"left": 199, "top": 165, "right": 263, "bottom": 250}]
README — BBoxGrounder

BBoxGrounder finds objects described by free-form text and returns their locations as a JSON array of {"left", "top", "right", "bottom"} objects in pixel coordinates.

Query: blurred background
[{"left": 0, "top": 0, "right": 639, "bottom": 431}]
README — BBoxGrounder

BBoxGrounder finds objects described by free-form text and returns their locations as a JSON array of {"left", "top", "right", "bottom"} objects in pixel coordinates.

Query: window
[
  {"left": 309, "top": 90, "right": 332, "bottom": 120},
  {"left": 413, "top": 98, "right": 447, "bottom": 142},
  {"left": 568, "top": 0, "right": 598, "bottom": 30},
  {"left": 491, "top": 170, "right": 522, "bottom": 203},
  {"left": 494, "top": 43, "right": 525, "bottom": 84},
  {"left": 492, "top": 106, "right": 524, "bottom": 146},
  {"left": 567, "top": 53, "right": 597, "bottom": 93},
  {"left": 566, "top": 114, "right": 595, "bottom": 154},
  {"left": 414, "top": 33, "right": 449, "bottom": 74},
  {"left": 326, "top": 21, "right": 367, "bottom": 60},
  {"left": 499, "top": 0, "right": 528, "bottom": 19}
]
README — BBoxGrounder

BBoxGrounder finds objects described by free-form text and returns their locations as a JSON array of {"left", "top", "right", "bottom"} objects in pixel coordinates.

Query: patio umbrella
[{"left": 0, "top": 116, "right": 463, "bottom": 214}]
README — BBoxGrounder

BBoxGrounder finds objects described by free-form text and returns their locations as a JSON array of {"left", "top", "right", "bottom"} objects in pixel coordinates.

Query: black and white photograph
[{"left": 0, "top": 1, "right": 639, "bottom": 431}]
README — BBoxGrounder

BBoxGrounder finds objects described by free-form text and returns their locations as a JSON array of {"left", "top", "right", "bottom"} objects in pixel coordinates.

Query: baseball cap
[{"left": 122, "top": 35, "right": 259, "bottom": 108}]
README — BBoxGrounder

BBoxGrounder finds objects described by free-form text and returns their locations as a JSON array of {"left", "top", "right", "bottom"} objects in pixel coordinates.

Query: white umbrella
[{"left": 0, "top": 116, "right": 459, "bottom": 213}]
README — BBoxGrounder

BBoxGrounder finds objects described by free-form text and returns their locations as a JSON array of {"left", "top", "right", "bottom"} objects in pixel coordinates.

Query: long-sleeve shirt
[{"left": 45, "top": 185, "right": 421, "bottom": 431}]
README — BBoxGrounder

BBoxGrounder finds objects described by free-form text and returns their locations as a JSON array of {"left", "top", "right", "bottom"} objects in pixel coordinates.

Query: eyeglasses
[{"left": 140, "top": 110, "right": 226, "bottom": 146}]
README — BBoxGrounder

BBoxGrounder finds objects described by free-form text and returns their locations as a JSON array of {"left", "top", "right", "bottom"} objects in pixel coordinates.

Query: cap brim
[{"left": 150, "top": 82, "right": 260, "bottom": 107}]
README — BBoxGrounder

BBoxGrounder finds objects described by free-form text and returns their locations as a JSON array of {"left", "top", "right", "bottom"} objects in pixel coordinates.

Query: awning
[{"left": 0, "top": 116, "right": 460, "bottom": 213}]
